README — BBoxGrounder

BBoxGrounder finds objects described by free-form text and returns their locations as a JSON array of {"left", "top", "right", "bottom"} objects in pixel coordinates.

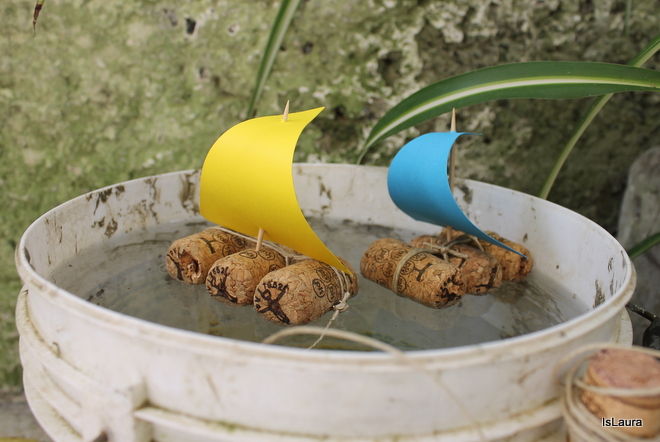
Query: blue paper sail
[{"left": 387, "top": 132, "right": 524, "bottom": 256}]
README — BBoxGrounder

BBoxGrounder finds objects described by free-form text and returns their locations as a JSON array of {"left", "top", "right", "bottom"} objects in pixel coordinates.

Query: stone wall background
[
  {"left": 618, "top": 147, "right": 660, "bottom": 345},
  {"left": 1, "top": 0, "right": 658, "bottom": 389}
]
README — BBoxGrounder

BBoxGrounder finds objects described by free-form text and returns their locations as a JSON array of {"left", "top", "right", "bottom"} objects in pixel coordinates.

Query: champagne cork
[
  {"left": 166, "top": 227, "right": 253, "bottom": 284},
  {"left": 360, "top": 238, "right": 464, "bottom": 309},
  {"left": 254, "top": 257, "right": 358, "bottom": 326},
  {"left": 441, "top": 228, "right": 533, "bottom": 281},
  {"left": 580, "top": 348, "right": 660, "bottom": 438},
  {"left": 206, "top": 248, "right": 287, "bottom": 306},
  {"left": 410, "top": 235, "right": 502, "bottom": 295}
]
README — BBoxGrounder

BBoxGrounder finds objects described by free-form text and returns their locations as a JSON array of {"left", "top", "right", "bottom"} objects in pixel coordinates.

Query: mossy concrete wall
[{"left": 1, "top": 0, "right": 658, "bottom": 390}]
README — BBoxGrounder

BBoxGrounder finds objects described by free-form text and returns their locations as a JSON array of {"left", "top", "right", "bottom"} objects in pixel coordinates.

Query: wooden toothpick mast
[
  {"left": 255, "top": 100, "right": 290, "bottom": 252},
  {"left": 446, "top": 108, "right": 457, "bottom": 243},
  {"left": 255, "top": 228, "right": 265, "bottom": 252}
]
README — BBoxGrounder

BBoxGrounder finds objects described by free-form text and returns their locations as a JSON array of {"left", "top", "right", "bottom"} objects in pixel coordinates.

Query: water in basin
[{"left": 51, "top": 217, "right": 585, "bottom": 351}]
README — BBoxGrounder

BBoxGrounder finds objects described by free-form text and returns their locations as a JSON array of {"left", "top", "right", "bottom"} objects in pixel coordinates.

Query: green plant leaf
[
  {"left": 357, "top": 61, "right": 660, "bottom": 163},
  {"left": 539, "top": 33, "right": 660, "bottom": 199},
  {"left": 627, "top": 232, "right": 660, "bottom": 260},
  {"left": 246, "top": 0, "right": 302, "bottom": 119},
  {"left": 624, "top": 0, "right": 632, "bottom": 37}
]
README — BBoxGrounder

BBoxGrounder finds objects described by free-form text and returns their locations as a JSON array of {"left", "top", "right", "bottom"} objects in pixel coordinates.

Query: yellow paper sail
[{"left": 199, "top": 107, "right": 349, "bottom": 273}]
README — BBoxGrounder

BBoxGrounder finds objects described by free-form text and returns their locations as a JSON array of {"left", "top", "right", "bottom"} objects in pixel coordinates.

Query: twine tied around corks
[
  {"left": 394, "top": 233, "right": 480, "bottom": 277},
  {"left": 413, "top": 242, "right": 470, "bottom": 263},
  {"left": 554, "top": 343, "right": 660, "bottom": 441},
  {"left": 390, "top": 247, "right": 462, "bottom": 295},
  {"left": 360, "top": 237, "right": 465, "bottom": 309},
  {"left": 303, "top": 264, "right": 353, "bottom": 350},
  {"left": 422, "top": 233, "right": 486, "bottom": 259}
]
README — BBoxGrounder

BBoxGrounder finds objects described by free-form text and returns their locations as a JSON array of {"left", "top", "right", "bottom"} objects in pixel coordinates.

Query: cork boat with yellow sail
[{"left": 198, "top": 105, "right": 350, "bottom": 275}]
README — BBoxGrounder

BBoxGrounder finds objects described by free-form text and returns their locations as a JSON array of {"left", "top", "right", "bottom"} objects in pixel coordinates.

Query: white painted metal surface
[{"left": 15, "top": 164, "right": 635, "bottom": 441}]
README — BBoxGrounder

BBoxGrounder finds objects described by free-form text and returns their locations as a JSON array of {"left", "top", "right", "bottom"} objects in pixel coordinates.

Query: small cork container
[
  {"left": 580, "top": 348, "right": 660, "bottom": 438},
  {"left": 360, "top": 238, "right": 464, "bottom": 309},
  {"left": 206, "top": 248, "right": 287, "bottom": 306},
  {"left": 410, "top": 235, "right": 502, "bottom": 295},
  {"left": 166, "top": 227, "right": 254, "bottom": 284},
  {"left": 254, "top": 257, "right": 358, "bottom": 326}
]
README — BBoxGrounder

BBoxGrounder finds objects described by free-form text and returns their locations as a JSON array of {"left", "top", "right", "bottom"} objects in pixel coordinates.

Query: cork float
[
  {"left": 360, "top": 238, "right": 464, "bottom": 309},
  {"left": 166, "top": 227, "right": 253, "bottom": 284},
  {"left": 409, "top": 234, "right": 503, "bottom": 295},
  {"left": 255, "top": 257, "right": 358, "bottom": 326},
  {"left": 206, "top": 247, "right": 288, "bottom": 306},
  {"left": 438, "top": 228, "right": 533, "bottom": 282}
]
